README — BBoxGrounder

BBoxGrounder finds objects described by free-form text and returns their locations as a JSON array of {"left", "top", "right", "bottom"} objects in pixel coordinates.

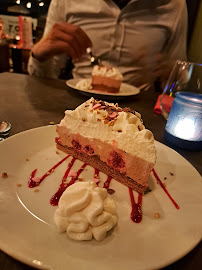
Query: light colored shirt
[{"left": 28, "top": 0, "right": 187, "bottom": 87}]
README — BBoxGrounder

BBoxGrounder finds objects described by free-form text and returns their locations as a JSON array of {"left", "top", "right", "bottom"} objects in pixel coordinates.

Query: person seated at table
[
  {"left": 28, "top": 0, "right": 188, "bottom": 89},
  {"left": 0, "top": 18, "right": 7, "bottom": 42}
]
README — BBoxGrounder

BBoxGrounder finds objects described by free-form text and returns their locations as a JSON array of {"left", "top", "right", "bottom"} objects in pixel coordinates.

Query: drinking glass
[
  {"left": 160, "top": 60, "right": 202, "bottom": 119},
  {"left": 160, "top": 60, "right": 202, "bottom": 150}
]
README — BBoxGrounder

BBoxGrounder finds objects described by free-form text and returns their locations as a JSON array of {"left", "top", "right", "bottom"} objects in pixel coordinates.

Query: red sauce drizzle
[
  {"left": 93, "top": 168, "right": 100, "bottom": 185},
  {"left": 28, "top": 169, "right": 38, "bottom": 187},
  {"left": 94, "top": 168, "right": 99, "bottom": 179},
  {"left": 50, "top": 159, "right": 87, "bottom": 206},
  {"left": 50, "top": 157, "right": 76, "bottom": 205},
  {"left": 103, "top": 175, "right": 112, "bottom": 189},
  {"left": 152, "top": 168, "right": 179, "bottom": 209},
  {"left": 27, "top": 154, "right": 180, "bottom": 224},
  {"left": 28, "top": 155, "right": 70, "bottom": 188},
  {"left": 129, "top": 188, "right": 142, "bottom": 223}
]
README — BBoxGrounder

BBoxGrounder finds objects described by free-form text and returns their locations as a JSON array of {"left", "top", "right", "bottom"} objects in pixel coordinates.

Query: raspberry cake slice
[
  {"left": 56, "top": 98, "right": 156, "bottom": 194},
  {"left": 91, "top": 65, "right": 123, "bottom": 93}
]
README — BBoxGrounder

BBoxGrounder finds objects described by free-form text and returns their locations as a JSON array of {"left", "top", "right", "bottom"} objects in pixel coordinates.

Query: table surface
[{"left": 0, "top": 72, "right": 201, "bottom": 270}]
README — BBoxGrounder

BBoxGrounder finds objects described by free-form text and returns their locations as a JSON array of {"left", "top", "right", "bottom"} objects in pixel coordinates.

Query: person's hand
[{"left": 31, "top": 22, "right": 92, "bottom": 62}]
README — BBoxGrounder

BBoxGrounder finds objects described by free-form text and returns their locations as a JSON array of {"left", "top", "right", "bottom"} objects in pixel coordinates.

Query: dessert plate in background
[
  {"left": 66, "top": 78, "right": 140, "bottom": 100},
  {"left": 0, "top": 125, "right": 202, "bottom": 270}
]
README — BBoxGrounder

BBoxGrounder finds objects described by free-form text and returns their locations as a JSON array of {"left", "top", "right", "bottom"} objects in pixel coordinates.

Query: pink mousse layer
[
  {"left": 56, "top": 126, "right": 154, "bottom": 191},
  {"left": 92, "top": 76, "right": 121, "bottom": 93}
]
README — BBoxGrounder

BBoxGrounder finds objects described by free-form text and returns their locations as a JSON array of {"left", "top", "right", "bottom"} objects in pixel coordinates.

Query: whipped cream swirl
[
  {"left": 54, "top": 181, "right": 117, "bottom": 241},
  {"left": 76, "top": 79, "right": 92, "bottom": 90}
]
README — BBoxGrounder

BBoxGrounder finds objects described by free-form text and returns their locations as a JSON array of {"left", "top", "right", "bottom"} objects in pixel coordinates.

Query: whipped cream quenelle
[
  {"left": 58, "top": 97, "right": 156, "bottom": 164},
  {"left": 76, "top": 79, "right": 92, "bottom": 91},
  {"left": 54, "top": 181, "right": 117, "bottom": 241}
]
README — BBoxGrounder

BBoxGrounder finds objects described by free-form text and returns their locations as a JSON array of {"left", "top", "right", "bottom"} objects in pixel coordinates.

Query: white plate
[
  {"left": 0, "top": 126, "right": 202, "bottom": 270},
  {"left": 66, "top": 78, "right": 140, "bottom": 99}
]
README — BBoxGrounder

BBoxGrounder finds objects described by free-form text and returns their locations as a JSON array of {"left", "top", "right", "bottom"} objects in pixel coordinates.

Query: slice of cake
[
  {"left": 56, "top": 98, "right": 156, "bottom": 194},
  {"left": 91, "top": 65, "right": 123, "bottom": 93}
]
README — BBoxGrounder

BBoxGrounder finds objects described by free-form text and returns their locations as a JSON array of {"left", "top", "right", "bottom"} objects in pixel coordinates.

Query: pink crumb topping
[
  {"left": 32, "top": 177, "right": 41, "bottom": 183},
  {"left": 92, "top": 104, "right": 101, "bottom": 110},
  {"left": 109, "top": 112, "right": 118, "bottom": 119},
  {"left": 68, "top": 171, "right": 77, "bottom": 177},
  {"left": 92, "top": 178, "right": 100, "bottom": 184}
]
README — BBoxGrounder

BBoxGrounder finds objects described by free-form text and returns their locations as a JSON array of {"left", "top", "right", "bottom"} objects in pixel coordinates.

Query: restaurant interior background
[{"left": 0, "top": 0, "right": 201, "bottom": 75}]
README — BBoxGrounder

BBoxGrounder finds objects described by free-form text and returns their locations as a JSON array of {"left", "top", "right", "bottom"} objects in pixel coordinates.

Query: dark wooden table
[{"left": 0, "top": 72, "right": 201, "bottom": 270}]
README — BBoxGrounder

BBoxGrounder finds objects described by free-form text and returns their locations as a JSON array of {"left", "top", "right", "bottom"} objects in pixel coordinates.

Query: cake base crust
[
  {"left": 56, "top": 142, "right": 148, "bottom": 194},
  {"left": 91, "top": 84, "right": 120, "bottom": 93}
]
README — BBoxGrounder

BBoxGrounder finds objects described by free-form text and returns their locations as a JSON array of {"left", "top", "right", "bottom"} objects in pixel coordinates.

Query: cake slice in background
[
  {"left": 91, "top": 65, "right": 123, "bottom": 93},
  {"left": 56, "top": 98, "right": 156, "bottom": 194}
]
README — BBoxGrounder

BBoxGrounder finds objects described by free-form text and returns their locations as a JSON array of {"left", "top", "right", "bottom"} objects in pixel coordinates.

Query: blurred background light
[
  {"left": 39, "top": 2, "right": 45, "bottom": 7},
  {"left": 26, "top": 2, "right": 31, "bottom": 9}
]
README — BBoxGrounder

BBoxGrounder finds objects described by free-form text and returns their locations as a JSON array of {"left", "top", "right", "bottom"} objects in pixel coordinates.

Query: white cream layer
[
  {"left": 58, "top": 98, "right": 156, "bottom": 164},
  {"left": 54, "top": 181, "right": 117, "bottom": 241},
  {"left": 92, "top": 65, "right": 123, "bottom": 80}
]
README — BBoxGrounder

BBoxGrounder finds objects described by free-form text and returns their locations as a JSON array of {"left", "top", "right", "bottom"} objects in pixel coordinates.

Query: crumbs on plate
[
  {"left": 107, "top": 188, "right": 115, "bottom": 195},
  {"left": 1, "top": 172, "right": 8, "bottom": 178},
  {"left": 154, "top": 213, "right": 159, "bottom": 219}
]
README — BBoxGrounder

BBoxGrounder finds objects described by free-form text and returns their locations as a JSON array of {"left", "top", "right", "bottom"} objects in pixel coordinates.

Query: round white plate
[
  {"left": 0, "top": 126, "right": 202, "bottom": 270},
  {"left": 66, "top": 78, "right": 140, "bottom": 99}
]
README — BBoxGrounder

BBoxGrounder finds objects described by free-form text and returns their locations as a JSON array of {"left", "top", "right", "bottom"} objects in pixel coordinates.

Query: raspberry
[
  {"left": 83, "top": 145, "right": 94, "bottom": 155},
  {"left": 72, "top": 140, "right": 82, "bottom": 152},
  {"left": 107, "top": 151, "right": 125, "bottom": 171}
]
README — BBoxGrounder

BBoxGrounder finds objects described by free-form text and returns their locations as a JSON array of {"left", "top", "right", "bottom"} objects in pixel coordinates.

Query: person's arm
[{"left": 28, "top": 0, "right": 92, "bottom": 79}]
